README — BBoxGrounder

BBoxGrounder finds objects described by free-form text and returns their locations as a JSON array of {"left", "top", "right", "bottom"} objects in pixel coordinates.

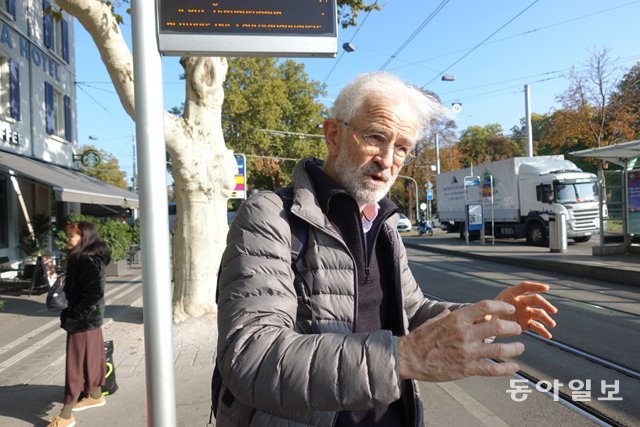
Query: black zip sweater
[{"left": 306, "top": 161, "right": 406, "bottom": 426}]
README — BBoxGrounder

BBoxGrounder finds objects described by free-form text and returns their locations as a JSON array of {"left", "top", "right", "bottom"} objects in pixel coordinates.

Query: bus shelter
[{"left": 571, "top": 140, "right": 640, "bottom": 255}]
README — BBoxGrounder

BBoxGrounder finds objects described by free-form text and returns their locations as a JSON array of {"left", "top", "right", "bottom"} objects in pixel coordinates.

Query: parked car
[{"left": 397, "top": 213, "right": 412, "bottom": 232}]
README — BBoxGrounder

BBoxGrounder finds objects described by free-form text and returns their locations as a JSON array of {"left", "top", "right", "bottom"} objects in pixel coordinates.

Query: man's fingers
[
  {"left": 528, "top": 307, "right": 557, "bottom": 329},
  {"left": 527, "top": 320, "right": 554, "bottom": 339},
  {"left": 463, "top": 300, "right": 516, "bottom": 324},
  {"left": 512, "top": 281, "right": 550, "bottom": 294},
  {"left": 476, "top": 318, "right": 522, "bottom": 340},
  {"left": 518, "top": 294, "right": 558, "bottom": 314},
  {"left": 481, "top": 341, "right": 525, "bottom": 360}
]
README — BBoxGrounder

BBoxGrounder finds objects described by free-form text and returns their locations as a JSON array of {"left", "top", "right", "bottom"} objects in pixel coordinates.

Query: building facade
[{"left": 0, "top": 0, "right": 137, "bottom": 262}]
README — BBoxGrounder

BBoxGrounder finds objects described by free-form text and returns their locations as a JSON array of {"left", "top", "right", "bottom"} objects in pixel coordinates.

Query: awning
[
  {"left": 0, "top": 150, "right": 139, "bottom": 208},
  {"left": 570, "top": 140, "right": 640, "bottom": 167}
]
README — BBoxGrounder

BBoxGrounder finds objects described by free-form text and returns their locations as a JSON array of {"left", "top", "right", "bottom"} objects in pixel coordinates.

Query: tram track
[
  {"left": 423, "top": 287, "right": 638, "bottom": 426},
  {"left": 408, "top": 248, "right": 639, "bottom": 426},
  {"left": 423, "top": 286, "right": 640, "bottom": 382},
  {"left": 511, "top": 370, "right": 624, "bottom": 427},
  {"left": 410, "top": 253, "right": 640, "bottom": 316}
]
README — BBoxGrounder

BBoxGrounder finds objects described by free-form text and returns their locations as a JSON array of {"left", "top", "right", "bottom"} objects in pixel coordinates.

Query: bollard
[{"left": 549, "top": 203, "right": 567, "bottom": 253}]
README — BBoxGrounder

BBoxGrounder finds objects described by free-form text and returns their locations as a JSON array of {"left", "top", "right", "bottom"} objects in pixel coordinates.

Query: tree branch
[{"left": 57, "top": 0, "right": 135, "bottom": 118}]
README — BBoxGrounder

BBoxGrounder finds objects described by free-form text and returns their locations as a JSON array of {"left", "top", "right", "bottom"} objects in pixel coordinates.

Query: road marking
[
  {"left": 0, "top": 276, "right": 141, "bottom": 373},
  {"left": 438, "top": 381, "right": 510, "bottom": 427}
]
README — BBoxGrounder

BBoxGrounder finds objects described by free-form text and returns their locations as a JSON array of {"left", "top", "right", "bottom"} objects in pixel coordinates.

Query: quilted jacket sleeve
[{"left": 217, "top": 192, "right": 401, "bottom": 412}]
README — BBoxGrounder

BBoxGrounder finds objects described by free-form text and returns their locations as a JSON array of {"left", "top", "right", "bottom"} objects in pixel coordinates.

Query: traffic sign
[
  {"left": 230, "top": 154, "right": 246, "bottom": 199},
  {"left": 426, "top": 189, "right": 434, "bottom": 201}
]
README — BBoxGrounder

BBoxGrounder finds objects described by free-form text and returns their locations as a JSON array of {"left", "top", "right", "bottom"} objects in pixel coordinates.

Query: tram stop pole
[{"left": 131, "top": 1, "right": 177, "bottom": 425}]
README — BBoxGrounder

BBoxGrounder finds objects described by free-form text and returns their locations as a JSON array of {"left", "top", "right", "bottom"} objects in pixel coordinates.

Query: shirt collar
[{"left": 361, "top": 202, "right": 380, "bottom": 233}]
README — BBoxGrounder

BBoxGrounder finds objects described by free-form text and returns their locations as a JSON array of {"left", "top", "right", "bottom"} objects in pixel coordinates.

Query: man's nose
[{"left": 374, "top": 145, "right": 396, "bottom": 169}]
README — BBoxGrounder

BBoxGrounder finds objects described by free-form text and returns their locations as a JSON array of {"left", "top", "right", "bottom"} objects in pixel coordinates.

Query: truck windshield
[{"left": 556, "top": 181, "right": 598, "bottom": 203}]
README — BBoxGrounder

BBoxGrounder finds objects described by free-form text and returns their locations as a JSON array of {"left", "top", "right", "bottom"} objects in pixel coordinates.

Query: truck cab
[{"left": 520, "top": 162, "right": 603, "bottom": 245}]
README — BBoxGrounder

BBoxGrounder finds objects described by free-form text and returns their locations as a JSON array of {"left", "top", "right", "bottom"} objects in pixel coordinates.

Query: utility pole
[
  {"left": 435, "top": 133, "right": 441, "bottom": 175},
  {"left": 132, "top": 133, "right": 138, "bottom": 192},
  {"left": 524, "top": 84, "right": 533, "bottom": 157}
]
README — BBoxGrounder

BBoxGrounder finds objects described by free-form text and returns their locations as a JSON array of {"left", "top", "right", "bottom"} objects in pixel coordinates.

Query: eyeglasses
[{"left": 336, "top": 120, "right": 416, "bottom": 166}]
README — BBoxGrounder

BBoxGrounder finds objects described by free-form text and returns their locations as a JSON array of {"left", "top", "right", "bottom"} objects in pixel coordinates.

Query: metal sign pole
[
  {"left": 490, "top": 175, "right": 495, "bottom": 246},
  {"left": 132, "top": 1, "right": 176, "bottom": 425}
]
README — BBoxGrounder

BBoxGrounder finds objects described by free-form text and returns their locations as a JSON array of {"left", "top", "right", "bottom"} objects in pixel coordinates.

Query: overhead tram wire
[
  {"left": 256, "top": 128, "right": 325, "bottom": 139},
  {"left": 395, "top": 0, "right": 640, "bottom": 73},
  {"left": 378, "top": 0, "right": 450, "bottom": 71},
  {"left": 75, "top": 83, "right": 112, "bottom": 114},
  {"left": 322, "top": 2, "right": 378, "bottom": 85},
  {"left": 422, "top": 0, "right": 540, "bottom": 88},
  {"left": 437, "top": 53, "right": 640, "bottom": 104}
]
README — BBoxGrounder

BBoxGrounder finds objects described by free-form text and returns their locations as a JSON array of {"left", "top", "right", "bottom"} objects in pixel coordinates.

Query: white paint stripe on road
[
  {"left": 438, "top": 381, "right": 510, "bottom": 427},
  {"left": 0, "top": 276, "right": 141, "bottom": 358},
  {"left": 0, "top": 276, "right": 142, "bottom": 373}
]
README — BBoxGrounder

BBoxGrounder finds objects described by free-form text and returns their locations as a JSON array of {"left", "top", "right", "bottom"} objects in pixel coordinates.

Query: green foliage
[
  {"left": 80, "top": 145, "right": 128, "bottom": 189},
  {"left": 131, "top": 218, "right": 141, "bottom": 246},
  {"left": 19, "top": 214, "right": 51, "bottom": 257},
  {"left": 222, "top": 58, "right": 327, "bottom": 190},
  {"left": 336, "top": 0, "right": 382, "bottom": 28},
  {"left": 608, "top": 62, "right": 640, "bottom": 141},
  {"left": 56, "top": 214, "right": 134, "bottom": 262},
  {"left": 456, "top": 124, "right": 523, "bottom": 166},
  {"left": 99, "top": 219, "right": 132, "bottom": 262}
]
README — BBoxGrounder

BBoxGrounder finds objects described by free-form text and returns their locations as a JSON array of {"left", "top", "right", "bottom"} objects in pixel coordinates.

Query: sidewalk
[
  {"left": 2, "top": 233, "right": 637, "bottom": 426},
  {"left": 64, "top": 285, "right": 219, "bottom": 427},
  {"left": 0, "top": 269, "right": 217, "bottom": 427}
]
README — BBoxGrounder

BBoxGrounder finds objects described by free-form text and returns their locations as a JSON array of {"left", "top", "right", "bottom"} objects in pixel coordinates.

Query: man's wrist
[{"left": 396, "top": 335, "right": 411, "bottom": 380}]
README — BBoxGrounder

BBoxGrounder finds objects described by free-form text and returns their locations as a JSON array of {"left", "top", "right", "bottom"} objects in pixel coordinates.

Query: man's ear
[{"left": 323, "top": 118, "right": 340, "bottom": 156}]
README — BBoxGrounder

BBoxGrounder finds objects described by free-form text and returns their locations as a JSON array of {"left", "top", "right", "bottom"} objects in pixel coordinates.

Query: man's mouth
[{"left": 367, "top": 173, "right": 387, "bottom": 184}]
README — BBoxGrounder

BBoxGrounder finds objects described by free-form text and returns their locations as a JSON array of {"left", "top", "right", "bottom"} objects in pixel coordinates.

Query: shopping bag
[
  {"left": 102, "top": 340, "right": 118, "bottom": 395},
  {"left": 46, "top": 274, "right": 67, "bottom": 312}
]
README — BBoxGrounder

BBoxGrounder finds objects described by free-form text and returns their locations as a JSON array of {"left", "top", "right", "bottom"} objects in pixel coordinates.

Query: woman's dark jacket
[{"left": 60, "top": 253, "right": 109, "bottom": 334}]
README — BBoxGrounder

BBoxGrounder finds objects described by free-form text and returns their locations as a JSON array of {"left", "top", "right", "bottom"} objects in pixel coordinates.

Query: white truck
[{"left": 435, "top": 156, "right": 604, "bottom": 245}]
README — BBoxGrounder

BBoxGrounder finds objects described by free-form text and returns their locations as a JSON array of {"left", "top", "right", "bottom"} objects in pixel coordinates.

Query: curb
[{"left": 404, "top": 242, "right": 639, "bottom": 287}]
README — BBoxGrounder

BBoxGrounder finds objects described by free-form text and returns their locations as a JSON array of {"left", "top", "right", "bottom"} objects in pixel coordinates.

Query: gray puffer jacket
[{"left": 216, "top": 159, "right": 464, "bottom": 426}]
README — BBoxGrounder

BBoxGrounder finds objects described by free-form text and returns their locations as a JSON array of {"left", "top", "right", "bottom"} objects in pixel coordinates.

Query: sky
[{"left": 73, "top": 0, "right": 640, "bottom": 184}]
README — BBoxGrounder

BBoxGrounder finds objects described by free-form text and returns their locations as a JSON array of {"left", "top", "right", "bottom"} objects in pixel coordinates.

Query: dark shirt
[{"left": 306, "top": 161, "right": 406, "bottom": 426}]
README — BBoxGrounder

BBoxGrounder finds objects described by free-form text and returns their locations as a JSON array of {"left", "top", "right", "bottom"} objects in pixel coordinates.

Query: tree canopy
[
  {"left": 222, "top": 57, "right": 327, "bottom": 190},
  {"left": 455, "top": 124, "right": 523, "bottom": 167},
  {"left": 81, "top": 145, "right": 128, "bottom": 189}
]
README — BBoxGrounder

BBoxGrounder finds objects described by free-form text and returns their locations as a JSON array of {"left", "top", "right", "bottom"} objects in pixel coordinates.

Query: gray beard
[{"left": 334, "top": 147, "right": 395, "bottom": 205}]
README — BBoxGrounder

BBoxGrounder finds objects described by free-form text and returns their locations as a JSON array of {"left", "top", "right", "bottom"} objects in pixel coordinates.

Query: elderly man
[{"left": 216, "top": 72, "right": 557, "bottom": 426}]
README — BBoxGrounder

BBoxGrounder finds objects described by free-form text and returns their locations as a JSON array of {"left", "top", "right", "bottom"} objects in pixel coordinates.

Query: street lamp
[{"left": 342, "top": 42, "right": 356, "bottom": 52}]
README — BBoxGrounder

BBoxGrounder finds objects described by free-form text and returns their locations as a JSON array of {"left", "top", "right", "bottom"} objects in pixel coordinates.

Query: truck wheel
[
  {"left": 573, "top": 236, "right": 592, "bottom": 243},
  {"left": 526, "top": 223, "right": 547, "bottom": 246}
]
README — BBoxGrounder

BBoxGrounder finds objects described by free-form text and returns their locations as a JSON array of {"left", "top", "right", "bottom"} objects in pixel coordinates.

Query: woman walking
[{"left": 48, "top": 221, "right": 111, "bottom": 427}]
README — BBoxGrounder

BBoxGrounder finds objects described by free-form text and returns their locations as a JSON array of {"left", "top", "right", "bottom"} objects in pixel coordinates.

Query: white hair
[{"left": 330, "top": 72, "right": 445, "bottom": 140}]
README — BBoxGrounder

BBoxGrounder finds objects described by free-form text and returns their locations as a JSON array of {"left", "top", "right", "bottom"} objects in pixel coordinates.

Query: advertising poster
[
  {"left": 467, "top": 203, "right": 483, "bottom": 231},
  {"left": 628, "top": 170, "right": 640, "bottom": 234},
  {"left": 230, "top": 154, "right": 246, "bottom": 199}
]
